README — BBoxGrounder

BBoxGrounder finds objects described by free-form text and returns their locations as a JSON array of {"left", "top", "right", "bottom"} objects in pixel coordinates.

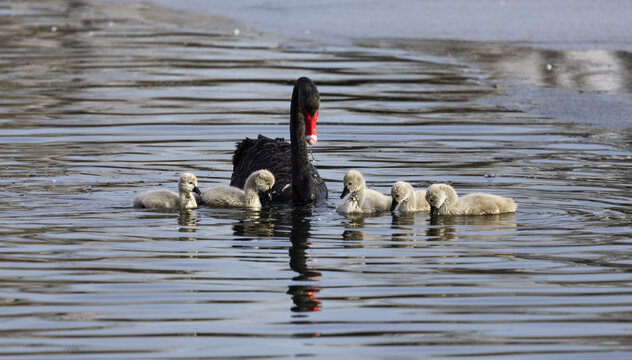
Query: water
[{"left": 1, "top": 2, "right": 631, "bottom": 359}]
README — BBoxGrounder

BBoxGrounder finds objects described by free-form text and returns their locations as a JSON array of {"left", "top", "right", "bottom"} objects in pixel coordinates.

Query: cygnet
[
  {"left": 390, "top": 181, "right": 430, "bottom": 212},
  {"left": 202, "top": 169, "right": 275, "bottom": 210},
  {"left": 425, "top": 183, "right": 517, "bottom": 216},
  {"left": 336, "top": 170, "right": 392, "bottom": 214},
  {"left": 134, "top": 172, "right": 201, "bottom": 209}
]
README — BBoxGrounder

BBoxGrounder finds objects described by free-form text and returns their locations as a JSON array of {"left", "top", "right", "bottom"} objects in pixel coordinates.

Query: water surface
[{"left": 1, "top": 2, "right": 631, "bottom": 359}]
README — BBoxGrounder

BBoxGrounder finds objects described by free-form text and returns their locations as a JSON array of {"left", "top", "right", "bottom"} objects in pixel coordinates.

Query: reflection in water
[
  {"left": 287, "top": 207, "right": 321, "bottom": 313},
  {"left": 230, "top": 206, "right": 322, "bottom": 312},
  {"left": 340, "top": 211, "right": 389, "bottom": 229},
  {"left": 230, "top": 209, "right": 274, "bottom": 238},
  {"left": 178, "top": 209, "right": 197, "bottom": 241},
  {"left": 427, "top": 213, "right": 518, "bottom": 242},
  {"left": 426, "top": 215, "right": 457, "bottom": 241},
  {"left": 342, "top": 211, "right": 519, "bottom": 244},
  {"left": 391, "top": 212, "right": 434, "bottom": 243},
  {"left": 370, "top": 38, "right": 632, "bottom": 94},
  {"left": 342, "top": 229, "right": 365, "bottom": 242},
  {"left": 2, "top": 1, "right": 632, "bottom": 359}
]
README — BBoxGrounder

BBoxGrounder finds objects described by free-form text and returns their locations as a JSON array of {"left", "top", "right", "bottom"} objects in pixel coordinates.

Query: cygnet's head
[
  {"left": 340, "top": 170, "right": 365, "bottom": 199},
  {"left": 178, "top": 172, "right": 202, "bottom": 195},
  {"left": 253, "top": 169, "right": 275, "bottom": 200},
  {"left": 425, "top": 183, "right": 450, "bottom": 214},
  {"left": 253, "top": 170, "right": 275, "bottom": 191},
  {"left": 390, "top": 181, "right": 412, "bottom": 211}
]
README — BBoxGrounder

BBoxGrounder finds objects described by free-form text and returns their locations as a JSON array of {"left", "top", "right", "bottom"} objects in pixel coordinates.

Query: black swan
[{"left": 230, "top": 77, "right": 328, "bottom": 205}]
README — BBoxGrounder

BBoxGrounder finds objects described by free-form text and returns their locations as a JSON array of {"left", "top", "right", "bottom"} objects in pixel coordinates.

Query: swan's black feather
[{"left": 230, "top": 134, "right": 327, "bottom": 204}]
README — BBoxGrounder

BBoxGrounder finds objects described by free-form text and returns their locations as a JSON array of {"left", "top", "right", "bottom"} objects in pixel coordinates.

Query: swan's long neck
[
  {"left": 179, "top": 190, "right": 197, "bottom": 209},
  {"left": 243, "top": 175, "right": 262, "bottom": 207},
  {"left": 290, "top": 85, "right": 315, "bottom": 204}
]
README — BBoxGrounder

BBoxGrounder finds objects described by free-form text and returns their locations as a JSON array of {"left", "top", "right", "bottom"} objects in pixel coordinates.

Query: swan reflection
[
  {"left": 389, "top": 212, "right": 429, "bottom": 243},
  {"left": 287, "top": 207, "right": 321, "bottom": 313},
  {"left": 388, "top": 211, "right": 518, "bottom": 242},
  {"left": 427, "top": 213, "right": 518, "bottom": 241},
  {"left": 229, "top": 205, "right": 322, "bottom": 313},
  {"left": 229, "top": 208, "right": 275, "bottom": 238},
  {"left": 177, "top": 209, "right": 198, "bottom": 242}
]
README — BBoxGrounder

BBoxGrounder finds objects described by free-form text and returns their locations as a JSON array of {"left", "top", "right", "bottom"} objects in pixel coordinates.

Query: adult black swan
[{"left": 230, "top": 77, "right": 328, "bottom": 205}]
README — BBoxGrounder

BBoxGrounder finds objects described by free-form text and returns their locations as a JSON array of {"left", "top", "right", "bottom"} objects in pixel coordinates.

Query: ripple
[{"left": 1, "top": 1, "right": 632, "bottom": 359}]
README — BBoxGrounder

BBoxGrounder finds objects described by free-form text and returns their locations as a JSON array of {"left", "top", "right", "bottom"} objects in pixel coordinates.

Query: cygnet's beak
[
  {"left": 390, "top": 199, "right": 399, "bottom": 212},
  {"left": 429, "top": 205, "right": 439, "bottom": 216},
  {"left": 193, "top": 186, "right": 202, "bottom": 195},
  {"left": 264, "top": 189, "right": 272, "bottom": 201},
  {"left": 340, "top": 187, "right": 350, "bottom": 199}
]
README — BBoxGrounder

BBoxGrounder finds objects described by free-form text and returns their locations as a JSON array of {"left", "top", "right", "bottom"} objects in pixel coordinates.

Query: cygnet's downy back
[
  {"left": 425, "top": 183, "right": 517, "bottom": 216},
  {"left": 202, "top": 169, "right": 275, "bottom": 209},
  {"left": 134, "top": 172, "right": 201, "bottom": 209}
]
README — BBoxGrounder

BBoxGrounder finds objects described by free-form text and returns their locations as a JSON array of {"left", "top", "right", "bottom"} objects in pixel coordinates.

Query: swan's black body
[{"left": 230, "top": 77, "right": 328, "bottom": 205}]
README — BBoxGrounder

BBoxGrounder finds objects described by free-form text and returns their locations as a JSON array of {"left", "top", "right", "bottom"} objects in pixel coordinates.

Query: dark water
[{"left": 1, "top": 2, "right": 631, "bottom": 359}]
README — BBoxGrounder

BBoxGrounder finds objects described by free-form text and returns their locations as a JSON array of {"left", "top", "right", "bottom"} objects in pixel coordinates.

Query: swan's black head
[{"left": 296, "top": 77, "right": 320, "bottom": 114}]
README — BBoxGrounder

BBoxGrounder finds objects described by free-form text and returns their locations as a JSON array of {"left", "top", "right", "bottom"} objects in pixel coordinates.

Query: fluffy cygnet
[
  {"left": 134, "top": 172, "right": 201, "bottom": 209},
  {"left": 425, "top": 183, "right": 517, "bottom": 216},
  {"left": 336, "top": 170, "right": 392, "bottom": 214},
  {"left": 390, "top": 181, "right": 430, "bottom": 212},
  {"left": 202, "top": 169, "right": 275, "bottom": 210}
]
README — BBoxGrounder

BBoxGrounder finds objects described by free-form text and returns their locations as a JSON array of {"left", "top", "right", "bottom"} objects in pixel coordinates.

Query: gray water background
[{"left": 1, "top": 1, "right": 631, "bottom": 359}]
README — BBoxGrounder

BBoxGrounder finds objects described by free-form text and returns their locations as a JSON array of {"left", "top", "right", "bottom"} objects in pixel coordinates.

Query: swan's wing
[
  {"left": 230, "top": 135, "right": 293, "bottom": 203},
  {"left": 311, "top": 163, "right": 328, "bottom": 203},
  {"left": 230, "top": 134, "right": 327, "bottom": 205}
]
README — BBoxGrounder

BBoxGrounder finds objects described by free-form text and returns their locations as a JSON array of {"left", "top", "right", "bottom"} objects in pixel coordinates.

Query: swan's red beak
[{"left": 304, "top": 110, "right": 318, "bottom": 145}]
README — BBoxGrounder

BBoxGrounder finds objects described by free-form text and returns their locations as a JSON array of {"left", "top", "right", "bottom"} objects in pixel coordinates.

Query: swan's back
[
  {"left": 231, "top": 136, "right": 289, "bottom": 189},
  {"left": 230, "top": 135, "right": 326, "bottom": 204},
  {"left": 459, "top": 193, "right": 517, "bottom": 215},
  {"left": 134, "top": 190, "right": 178, "bottom": 209}
]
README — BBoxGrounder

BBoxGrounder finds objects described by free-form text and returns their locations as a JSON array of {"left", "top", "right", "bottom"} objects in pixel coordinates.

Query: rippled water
[{"left": 1, "top": 2, "right": 631, "bottom": 359}]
